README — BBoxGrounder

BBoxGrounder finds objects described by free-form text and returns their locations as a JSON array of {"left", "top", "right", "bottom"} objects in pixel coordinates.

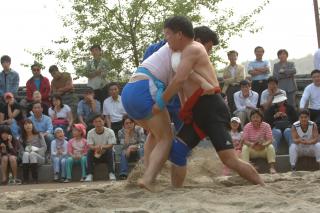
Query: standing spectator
[
  {"left": 65, "top": 123, "right": 88, "bottom": 182},
  {"left": 264, "top": 93, "right": 298, "bottom": 153},
  {"left": 242, "top": 109, "right": 276, "bottom": 174},
  {"left": 103, "top": 82, "right": 126, "bottom": 141},
  {"left": 77, "top": 87, "right": 101, "bottom": 130},
  {"left": 0, "top": 126, "right": 21, "bottom": 185},
  {"left": 51, "top": 128, "right": 68, "bottom": 181},
  {"left": 0, "top": 92, "right": 23, "bottom": 138},
  {"left": 247, "top": 46, "right": 271, "bottom": 107},
  {"left": 0, "top": 55, "right": 19, "bottom": 98},
  {"left": 233, "top": 80, "right": 259, "bottom": 127},
  {"left": 289, "top": 109, "right": 320, "bottom": 171},
  {"left": 300, "top": 69, "right": 320, "bottom": 130},
  {"left": 260, "top": 76, "right": 286, "bottom": 111},
  {"left": 28, "top": 102, "right": 54, "bottom": 151},
  {"left": 85, "top": 45, "right": 109, "bottom": 106},
  {"left": 222, "top": 50, "right": 246, "bottom": 113},
  {"left": 26, "top": 91, "right": 49, "bottom": 116},
  {"left": 273, "top": 49, "right": 297, "bottom": 107},
  {"left": 118, "top": 115, "right": 145, "bottom": 180},
  {"left": 49, "top": 65, "right": 78, "bottom": 117},
  {"left": 21, "top": 119, "right": 47, "bottom": 184},
  {"left": 223, "top": 117, "right": 243, "bottom": 176},
  {"left": 48, "top": 95, "right": 73, "bottom": 137},
  {"left": 85, "top": 114, "right": 116, "bottom": 182},
  {"left": 26, "top": 62, "right": 51, "bottom": 106}
]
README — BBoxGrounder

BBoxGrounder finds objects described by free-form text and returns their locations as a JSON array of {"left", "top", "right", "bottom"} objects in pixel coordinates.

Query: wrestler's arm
[{"left": 162, "top": 47, "right": 199, "bottom": 103}]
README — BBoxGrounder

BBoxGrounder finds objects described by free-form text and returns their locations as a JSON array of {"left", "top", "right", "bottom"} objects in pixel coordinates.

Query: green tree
[{"left": 29, "top": 0, "right": 269, "bottom": 81}]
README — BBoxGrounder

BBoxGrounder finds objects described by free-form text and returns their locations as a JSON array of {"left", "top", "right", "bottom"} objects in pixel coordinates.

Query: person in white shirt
[
  {"left": 103, "top": 82, "right": 126, "bottom": 141},
  {"left": 300, "top": 69, "right": 320, "bottom": 129},
  {"left": 84, "top": 114, "right": 116, "bottom": 182},
  {"left": 234, "top": 80, "right": 259, "bottom": 127},
  {"left": 260, "top": 76, "right": 287, "bottom": 111}
]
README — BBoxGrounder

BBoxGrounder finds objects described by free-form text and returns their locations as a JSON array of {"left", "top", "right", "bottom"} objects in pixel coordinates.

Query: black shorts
[{"left": 177, "top": 94, "right": 234, "bottom": 152}]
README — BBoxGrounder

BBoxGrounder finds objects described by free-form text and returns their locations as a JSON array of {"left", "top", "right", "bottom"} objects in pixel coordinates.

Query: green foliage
[{"left": 27, "top": 0, "right": 269, "bottom": 81}]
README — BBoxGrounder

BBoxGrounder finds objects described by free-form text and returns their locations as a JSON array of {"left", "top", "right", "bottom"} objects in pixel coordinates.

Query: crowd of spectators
[{"left": 1, "top": 43, "right": 320, "bottom": 185}]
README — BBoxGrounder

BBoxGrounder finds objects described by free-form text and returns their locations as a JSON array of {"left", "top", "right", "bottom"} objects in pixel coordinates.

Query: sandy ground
[{"left": 1, "top": 148, "right": 320, "bottom": 213}]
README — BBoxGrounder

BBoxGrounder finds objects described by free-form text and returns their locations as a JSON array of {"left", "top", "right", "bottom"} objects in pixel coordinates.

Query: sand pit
[{"left": 1, "top": 147, "right": 320, "bottom": 213}]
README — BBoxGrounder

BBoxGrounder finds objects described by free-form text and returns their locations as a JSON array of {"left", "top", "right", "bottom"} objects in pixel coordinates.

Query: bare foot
[
  {"left": 269, "top": 167, "right": 277, "bottom": 174},
  {"left": 137, "top": 178, "right": 155, "bottom": 192}
]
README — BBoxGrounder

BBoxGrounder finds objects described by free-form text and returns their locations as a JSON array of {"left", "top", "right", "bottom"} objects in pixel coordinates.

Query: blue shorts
[{"left": 121, "top": 79, "right": 155, "bottom": 120}]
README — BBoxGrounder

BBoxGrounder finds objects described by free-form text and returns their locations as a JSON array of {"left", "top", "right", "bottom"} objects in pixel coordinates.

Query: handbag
[{"left": 273, "top": 117, "right": 291, "bottom": 131}]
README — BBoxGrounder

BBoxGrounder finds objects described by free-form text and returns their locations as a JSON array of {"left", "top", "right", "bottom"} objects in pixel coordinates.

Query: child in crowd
[
  {"left": 51, "top": 127, "right": 68, "bottom": 181},
  {"left": 223, "top": 117, "right": 243, "bottom": 176},
  {"left": 0, "top": 126, "right": 21, "bottom": 185},
  {"left": 65, "top": 124, "right": 88, "bottom": 182}
]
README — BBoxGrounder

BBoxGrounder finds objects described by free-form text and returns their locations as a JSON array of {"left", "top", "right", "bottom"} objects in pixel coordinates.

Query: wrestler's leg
[
  {"left": 217, "top": 149, "right": 265, "bottom": 186},
  {"left": 170, "top": 124, "right": 200, "bottom": 187},
  {"left": 135, "top": 109, "right": 173, "bottom": 190},
  {"left": 143, "top": 133, "right": 156, "bottom": 169}
]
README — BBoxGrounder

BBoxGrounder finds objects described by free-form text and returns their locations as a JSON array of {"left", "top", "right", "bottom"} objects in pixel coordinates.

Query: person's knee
[
  {"left": 1, "top": 156, "right": 8, "bottom": 163},
  {"left": 9, "top": 155, "right": 17, "bottom": 162},
  {"left": 169, "top": 138, "right": 191, "bottom": 167},
  {"left": 272, "top": 128, "right": 282, "bottom": 138}
]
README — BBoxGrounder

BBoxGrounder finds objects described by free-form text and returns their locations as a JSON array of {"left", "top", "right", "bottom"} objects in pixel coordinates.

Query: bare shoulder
[{"left": 182, "top": 41, "right": 206, "bottom": 56}]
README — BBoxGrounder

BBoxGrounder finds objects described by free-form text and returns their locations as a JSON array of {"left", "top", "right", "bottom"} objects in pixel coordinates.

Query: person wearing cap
[
  {"left": 264, "top": 92, "right": 298, "bottom": 153},
  {"left": 0, "top": 92, "right": 23, "bottom": 138},
  {"left": 118, "top": 115, "right": 146, "bottom": 180},
  {"left": 242, "top": 109, "right": 277, "bottom": 174},
  {"left": 51, "top": 127, "right": 68, "bottom": 182},
  {"left": 222, "top": 50, "right": 246, "bottom": 113},
  {"left": 65, "top": 124, "right": 88, "bottom": 182},
  {"left": 289, "top": 109, "right": 320, "bottom": 172},
  {"left": 77, "top": 87, "right": 101, "bottom": 130},
  {"left": 233, "top": 80, "right": 259, "bottom": 127},
  {"left": 85, "top": 114, "right": 116, "bottom": 182},
  {"left": 273, "top": 49, "right": 297, "bottom": 107},
  {"left": 84, "top": 44, "right": 110, "bottom": 106},
  {"left": 0, "top": 55, "right": 19, "bottom": 98},
  {"left": 25, "top": 62, "right": 51, "bottom": 106},
  {"left": 300, "top": 69, "right": 320, "bottom": 131},
  {"left": 260, "top": 76, "right": 286, "bottom": 111},
  {"left": 49, "top": 65, "right": 78, "bottom": 118},
  {"left": 223, "top": 116, "right": 243, "bottom": 176}
]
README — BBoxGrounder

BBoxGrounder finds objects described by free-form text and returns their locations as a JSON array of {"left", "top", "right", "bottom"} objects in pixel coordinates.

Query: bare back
[{"left": 181, "top": 41, "right": 219, "bottom": 98}]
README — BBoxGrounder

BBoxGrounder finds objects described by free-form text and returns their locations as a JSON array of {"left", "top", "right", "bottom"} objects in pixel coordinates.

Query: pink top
[
  {"left": 243, "top": 122, "right": 273, "bottom": 143},
  {"left": 140, "top": 43, "right": 174, "bottom": 85},
  {"left": 67, "top": 138, "right": 88, "bottom": 156}
]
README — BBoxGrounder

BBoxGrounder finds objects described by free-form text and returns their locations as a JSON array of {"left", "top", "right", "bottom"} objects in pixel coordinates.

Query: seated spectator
[
  {"left": 118, "top": 115, "right": 145, "bottom": 180},
  {"left": 260, "top": 76, "right": 286, "bottom": 111},
  {"left": 49, "top": 65, "right": 78, "bottom": 118},
  {"left": 300, "top": 69, "right": 320, "bottom": 131},
  {"left": 48, "top": 95, "right": 73, "bottom": 138},
  {"left": 77, "top": 87, "right": 101, "bottom": 130},
  {"left": 0, "top": 55, "right": 19, "bottom": 99},
  {"left": 223, "top": 117, "right": 243, "bottom": 176},
  {"left": 222, "top": 50, "right": 246, "bottom": 113},
  {"left": 234, "top": 80, "right": 258, "bottom": 127},
  {"left": 65, "top": 123, "right": 88, "bottom": 182},
  {"left": 273, "top": 49, "right": 297, "bottom": 106},
  {"left": 51, "top": 128, "right": 68, "bottom": 182},
  {"left": 264, "top": 93, "right": 298, "bottom": 153},
  {"left": 26, "top": 91, "right": 49, "bottom": 116},
  {"left": 28, "top": 102, "right": 54, "bottom": 153},
  {"left": 242, "top": 109, "right": 276, "bottom": 174},
  {"left": 0, "top": 92, "right": 23, "bottom": 138},
  {"left": 85, "top": 114, "right": 116, "bottom": 182},
  {"left": 21, "top": 119, "right": 47, "bottom": 184},
  {"left": 25, "top": 62, "right": 51, "bottom": 106},
  {"left": 103, "top": 82, "right": 127, "bottom": 141},
  {"left": 0, "top": 126, "right": 21, "bottom": 185},
  {"left": 289, "top": 109, "right": 320, "bottom": 171}
]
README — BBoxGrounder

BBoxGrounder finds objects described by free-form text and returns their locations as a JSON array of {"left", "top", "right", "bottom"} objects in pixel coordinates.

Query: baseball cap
[
  {"left": 4, "top": 92, "right": 14, "bottom": 99},
  {"left": 231, "top": 117, "right": 241, "bottom": 123}
]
